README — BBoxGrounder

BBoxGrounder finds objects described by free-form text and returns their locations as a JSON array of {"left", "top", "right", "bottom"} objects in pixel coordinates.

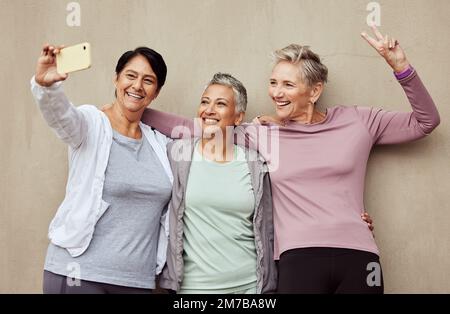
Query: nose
[
  {"left": 132, "top": 78, "right": 144, "bottom": 92},
  {"left": 273, "top": 86, "right": 284, "bottom": 98},
  {"left": 204, "top": 103, "right": 215, "bottom": 114}
]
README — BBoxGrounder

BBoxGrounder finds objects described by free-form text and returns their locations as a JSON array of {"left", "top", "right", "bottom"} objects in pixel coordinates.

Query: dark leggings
[
  {"left": 277, "top": 248, "right": 384, "bottom": 294},
  {"left": 43, "top": 271, "right": 153, "bottom": 294}
]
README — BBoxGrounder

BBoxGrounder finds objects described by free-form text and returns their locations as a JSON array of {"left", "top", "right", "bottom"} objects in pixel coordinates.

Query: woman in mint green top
[
  {"left": 158, "top": 73, "right": 278, "bottom": 293},
  {"left": 181, "top": 142, "right": 257, "bottom": 293}
]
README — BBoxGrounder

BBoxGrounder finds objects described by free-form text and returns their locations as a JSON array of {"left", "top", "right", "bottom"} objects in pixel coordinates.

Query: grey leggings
[{"left": 43, "top": 270, "right": 153, "bottom": 294}]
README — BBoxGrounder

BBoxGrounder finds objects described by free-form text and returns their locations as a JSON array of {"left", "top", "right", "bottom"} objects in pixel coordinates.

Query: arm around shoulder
[{"left": 142, "top": 108, "right": 198, "bottom": 139}]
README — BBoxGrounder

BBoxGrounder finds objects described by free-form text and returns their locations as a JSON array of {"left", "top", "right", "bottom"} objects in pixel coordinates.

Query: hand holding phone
[
  {"left": 35, "top": 44, "right": 68, "bottom": 87},
  {"left": 35, "top": 43, "right": 91, "bottom": 87}
]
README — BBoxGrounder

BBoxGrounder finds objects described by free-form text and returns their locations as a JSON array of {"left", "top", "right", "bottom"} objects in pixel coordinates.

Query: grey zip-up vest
[{"left": 159, "top": 138, "right": 277, "bottom": 293}]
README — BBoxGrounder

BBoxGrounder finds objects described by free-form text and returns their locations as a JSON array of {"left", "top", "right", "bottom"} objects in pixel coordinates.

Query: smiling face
[
  {"left": 197, "top": 84, "right": 244, "bottom": 137},
  {"left": 114, "top": 54, "right": 159, "bottom": 113},
  {"left": 269, "top": 61, "right": 320, "bottom": 121}
]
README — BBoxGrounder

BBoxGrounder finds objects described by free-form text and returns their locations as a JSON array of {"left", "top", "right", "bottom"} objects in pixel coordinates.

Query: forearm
[
  {"left": 399, "top": 69, "right": 440, "bottom": 134},
  {"left": 30, "top": 76, "right": 86, "bottom": 148},
  {"left": 363, "top": 69, "right": 440, "bottom": 145},
  {"left": 141, "top": 108, "right": 198, "bottom": 139}
]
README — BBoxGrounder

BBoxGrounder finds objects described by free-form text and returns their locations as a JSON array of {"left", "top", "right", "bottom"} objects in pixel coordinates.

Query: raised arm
[
  {"left": 31, "top": 44, "right": 88, "bottom": 149},
  {"left": 141, "top": 108, "right": 199, "bottom": 139},
  {"left": 359, "top": 26, "right": 440, "bottom": 144}
]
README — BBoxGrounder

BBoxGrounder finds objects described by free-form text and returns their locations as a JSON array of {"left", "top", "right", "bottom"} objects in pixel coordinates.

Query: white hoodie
[{"left": 30, "top": 77, "right": 173, "bottom": 274}]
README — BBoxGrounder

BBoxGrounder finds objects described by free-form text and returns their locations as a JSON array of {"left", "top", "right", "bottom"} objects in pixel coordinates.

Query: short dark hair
[{"left": 115, "top": 47, "right": 167, "bottom": 91}]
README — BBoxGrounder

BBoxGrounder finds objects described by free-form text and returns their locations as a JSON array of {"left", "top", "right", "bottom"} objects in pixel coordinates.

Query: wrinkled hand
[
  {"left": 361, "top": 212, "right": 375, "bottom": 236},
  {"left": 361, "top": 25, "right": 410, "bottom": 73},
  {"left": 35, "top": 44, "right": 68, "bottom": 87},
  {"left": 253, "top": 115, "right": 286, "bottom": 126}
]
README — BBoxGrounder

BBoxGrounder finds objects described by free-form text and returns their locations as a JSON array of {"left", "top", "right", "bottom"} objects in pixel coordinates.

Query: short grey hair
[
  {"left": 205, "top": 73, "right": 247, "bottom": 113},
  {"left": 272, "top": 44, "right": 328, "bottom": 87}
]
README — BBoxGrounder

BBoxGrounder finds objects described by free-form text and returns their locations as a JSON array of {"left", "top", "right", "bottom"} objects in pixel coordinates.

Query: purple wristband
[{"left": 394, "top": 65, "right": 414, "bottom": 80}]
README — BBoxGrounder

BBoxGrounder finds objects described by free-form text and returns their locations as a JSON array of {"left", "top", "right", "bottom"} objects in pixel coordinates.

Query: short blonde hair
[{"left": 273, "top": 44, "right": 328, "bottom": 87}]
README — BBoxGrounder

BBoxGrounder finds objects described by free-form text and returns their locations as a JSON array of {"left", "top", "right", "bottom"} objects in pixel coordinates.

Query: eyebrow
[
  {"left": 270, "top": 78, "right": 296, "bottom": 84},
  {"left": 124, "top": 70, "right": 156, "bottom": 79},
  {"left": 201, "top": 96, "right": 229, "bottom": 103}
]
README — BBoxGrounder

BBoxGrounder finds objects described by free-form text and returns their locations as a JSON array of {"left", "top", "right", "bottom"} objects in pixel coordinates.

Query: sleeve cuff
[
  {"left": 30, "top": 76, "right": 63, "bottom": 91},
  {"left": 394, "top": 65, "right": 415, "bottom": 81}
]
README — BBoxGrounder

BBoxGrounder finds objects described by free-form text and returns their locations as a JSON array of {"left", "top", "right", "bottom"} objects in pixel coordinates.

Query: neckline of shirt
[
  {"left": 112, "top": 129, "right": 143, "bottom": 144},
  {"left": 194, "top": 142, "right": 244, "bottom": 166},
  {"left": 284, "top": 106, "right": 335, "bottom": 128}
]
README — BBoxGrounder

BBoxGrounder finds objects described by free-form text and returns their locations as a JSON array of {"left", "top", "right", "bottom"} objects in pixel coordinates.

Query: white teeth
[
  {"left": 204, "top": 118, "right": 219, "bottom": 125},
  {"left": 127, "top": 92, "right": 144, "bottom": 99},
  {"left": 276, "top": 101, "right": 290, "bottom": 106}
]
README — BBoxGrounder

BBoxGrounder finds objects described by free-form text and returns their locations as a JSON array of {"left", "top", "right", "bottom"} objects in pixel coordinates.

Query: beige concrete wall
[{"left": 1, "top": 0, "right": 448, "bottom": 293}]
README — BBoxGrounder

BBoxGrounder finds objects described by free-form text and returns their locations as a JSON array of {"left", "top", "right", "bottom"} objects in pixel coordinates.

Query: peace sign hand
[{"left": 361, "top": 25, "right": 410, "bottom": 73}]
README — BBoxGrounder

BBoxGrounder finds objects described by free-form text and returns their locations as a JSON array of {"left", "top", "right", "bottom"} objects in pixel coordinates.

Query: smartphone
[{"left": 56, "top": 42, "right": 91, "bottom": 74}]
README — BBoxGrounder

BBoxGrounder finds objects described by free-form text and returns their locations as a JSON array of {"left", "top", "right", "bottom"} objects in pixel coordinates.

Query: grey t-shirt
[{"left": 44, "top": 130, "right": 172, "bottom": 289}]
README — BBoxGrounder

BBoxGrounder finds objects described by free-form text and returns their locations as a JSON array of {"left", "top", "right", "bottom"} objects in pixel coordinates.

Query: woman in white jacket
[{"left": 31, "top": 44, "right": 173, "bottom": 294}]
